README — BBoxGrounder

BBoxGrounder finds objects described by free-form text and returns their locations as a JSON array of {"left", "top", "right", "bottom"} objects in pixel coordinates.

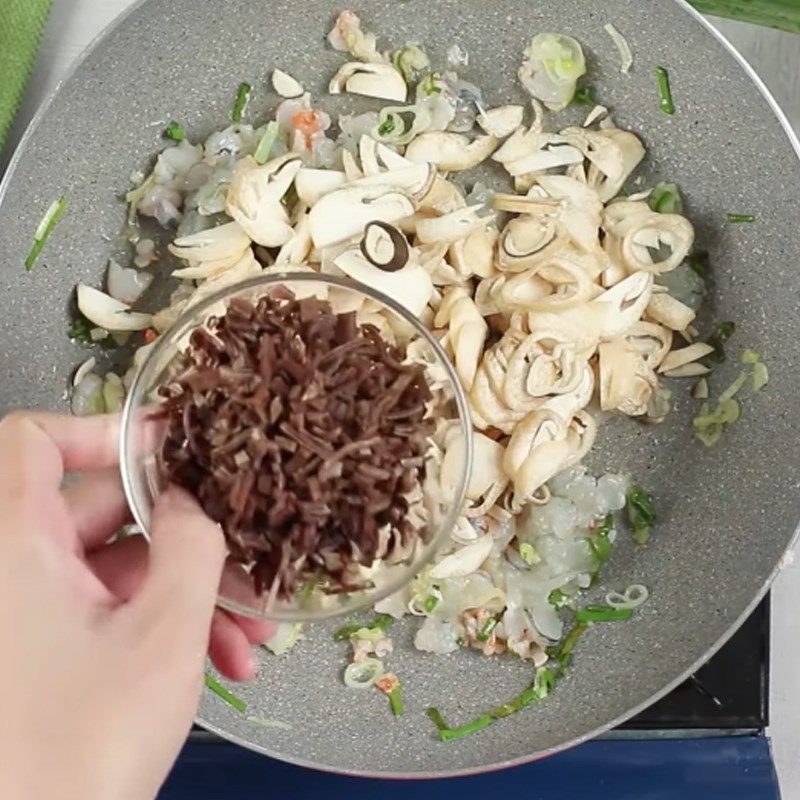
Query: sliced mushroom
[
  {"left": 503, "top": 409, "right": 573, "bottom": 498},
  {"left": 598, "top": 340, "right": 659, "bottom": 416},
  {"left": 624, "top": 321, "right": 673, "bottom": 368},
  {"left": 76, "top": 285, "right": 153, "bottom": 332},
  {"left": 417, "top": 177, "right": 467, "bottom": 215},
  {"left": 469, "top": 364, "right": 526, "bottom": 434},
  {"left": 360, "top": 221, "right": 410, "bottom": 271},
  {"left": 478, "top": 105, "right": 525, "bottom": 139},
  {"left": 496, "top": 270, "right": 553, "bottom": 312},
  {"left": 593, "top": 271, "right": 654, "bottom": 339},
  {"left": 329, "top": 62, "right": 407, "bottom": 102},
  {"left": 309, "top": 184, "right": 415, "bottom": 249},
  {"left": 430, "top": 534, "right": 493, "bottom": 579},
  {"left": 341, "top": 149, "right": 363, "bottom": 181},
  {"left": 663, "top": 363, "right": 711, "bottom": 378},
  {"left": 658, "top": 342, "right": 714, "bottom": 374},
  {"left": 172, "top": 246, "right": 255, "bottom": 280},
  {"left": 405, "top": 132, "right": 499, "bottom": 172},
  {"left": 352, "top": 162, "right": 436, "bottom": 200},
  {"left": 272, "top": 68, "right": 304, "bottom": 98},
  {"left": 295, "top": 168, "right": 348, "bottom": 206},
  {"left": 376, "top": 142, "right": 414, "bottom": 171},
  {"left": 497, "top": 215, "right": 568, "bottom": 272},
  {"left": 441, "top": 431, "right": 507, "bottom": 505},
  {"left": 646, "top": 292, "right": 696, "bottom": 331},
  {"left": 358, "top": 135, "right": 381, "bottom": 176},
  {"left": 436, "top": 289, "right": 488, "bottom": 390},
  {"left": 416, "top": 204, "right": 489, "bottom": 245},
  {"left": 333, "top": 247, "right": 433, "bottom": 317},
  {"left": 169, "top": 220, "right": 251, "bottom": 264},
  {"left": 275, "top": 213, "right": 312, "bottom": 265},
  {"left": 224, "top": 155, "right": 301, "bottom": 246},
  {"left": 536, "top": 175, "right": 603, "bottom": 253},
  {"left": 540, "top": 363, "right": 595, "bottom": 420},
  {"left": 449, "top": 225, "right": 498, "bottom": 279}
]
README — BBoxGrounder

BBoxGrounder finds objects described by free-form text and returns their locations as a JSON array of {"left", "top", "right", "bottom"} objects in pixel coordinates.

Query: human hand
[{"left": 0, "top": 412, "right": 273, "bottom": 800}]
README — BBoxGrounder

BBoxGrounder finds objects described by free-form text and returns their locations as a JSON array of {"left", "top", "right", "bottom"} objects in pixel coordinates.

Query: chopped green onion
[
  {"left": 519, "top": 542, "right": 541, "bottom": 565},
  {"left": 477, "top": 617, "right": 499, "bottom": 642},
  {"left": 692, "top": 396, "right": 741, "bottom": 447},
  {"left": 549, "top": 622, "right": 589, "bottom": 676},
  {"left": 726, "top": 214, "right": 756, "bottom": 223},
  {"left": 388, "top": 685, "right": 404, "bottom": 717},
  {"left": 204, "top": 674, "right": 247, "bottom": 713},
  {"left": 588, "top": 513, "right": 614, "bottom": 567},
  {"left": 426, "top": 706, "right": 450, "bottom": 731},
  {"left": 573, "top": 85, "right": 597, "bottom": 106},
  {"left": 654, "top": 66, "right": 675, "bottom": 114},
  {"left": 333, "top": 614, "right": 393, "bottom": 642},
  {"left": 753, "top": 361, "right": 769, "bottom": 392},
  {"left": 232, "top": 82, "right": 252, "bottom": 123},
  {"left": 649, "top": 182, "right": 684, "bottom": 215},
  {"left": 575, "top": 605, "right": 634, "bottom": 623},
  {"left": 25, "top": 196, "right": 67, "bottom": 271},
  {"left": 422, "top": 594, "right": 439, "bottom": 613},
  {"left": 439, "top": 715, "right": 494, "bottom": 741},
  {"left": 548, "top": 588, "right": 572, "bottom": 609},
  {"left": 67, "top": 314, "right": 94, "bottom": 346},
  {"left": 164, "top": 121, "right": 185, "bottom": 141},
  {"left": 627, "top": 486, "right": 655, "bottom": 545},
  {"left": 687, "top": 250, "right": 711, "bottom": 278},
  {"left": 392, "top": 45, "right": 430, "bottom": 83},
  {"left": 378, "top": 117, "right": 397, "bottom": 136},
  {"left": 706, "top": 321, "right": 736, "bottom": 364},
  {"left": 741, "top": 348, "right": 761, "bottom": 364},
  {"left": 420, "top": 72, "right": 441, "bottom": 95},
  {"left": 718, "top": 373, "right": 748, "bottom": 403},
  {"left": 254, "top": 121, "right": 279, "bottom": 164}
]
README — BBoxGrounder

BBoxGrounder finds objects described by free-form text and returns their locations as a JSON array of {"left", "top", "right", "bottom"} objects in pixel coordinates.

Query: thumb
[{"left": 133, "top": 486, "right": 227, "bottom": 651}]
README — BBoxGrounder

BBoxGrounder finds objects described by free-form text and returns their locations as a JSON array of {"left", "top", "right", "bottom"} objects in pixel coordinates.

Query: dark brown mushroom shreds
[{"left": 157, "top": 290, "right": 435, "bottom": 602}]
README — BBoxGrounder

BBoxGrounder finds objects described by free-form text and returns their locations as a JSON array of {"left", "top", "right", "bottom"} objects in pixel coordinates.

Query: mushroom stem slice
[
  {"left": 658, "top": 342, "right": 714, "bottom": 374},
  {"left": 646, "top": 292, "right": 696, "bottom": 332},
  {"left": 415, "top": 204, "right": 490, "bottom": 245},
  {"left": 329, "top": 62, "right": 408, "bottom": 102},
  {"left": 272, "top": 68, "right": 304, "bottom": 98},
  {"left": 478, "top": 105, "right": 526, "bottom": 138},
  {"left": 405, "top": 132, "right": 499, "bottom": 172}
]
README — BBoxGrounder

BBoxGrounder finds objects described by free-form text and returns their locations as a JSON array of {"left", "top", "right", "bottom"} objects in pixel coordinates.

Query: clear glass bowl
[{"left": 120, "top": 272, "right": 472, "bottom": 622}]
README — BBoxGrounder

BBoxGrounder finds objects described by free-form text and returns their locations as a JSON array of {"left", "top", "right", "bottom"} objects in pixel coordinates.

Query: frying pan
[{"left": 1, "top": 0, "right": 799, "bottom": 778}]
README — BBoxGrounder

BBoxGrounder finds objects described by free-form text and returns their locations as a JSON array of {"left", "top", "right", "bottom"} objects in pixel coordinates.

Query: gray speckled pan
[{"left": 1, "top": 0, "right": 799, "bottom": 778}]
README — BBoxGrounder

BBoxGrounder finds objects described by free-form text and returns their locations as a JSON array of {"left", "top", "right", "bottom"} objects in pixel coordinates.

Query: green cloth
[{"left": 0, "top": 0, "right": 52, "bottom": 153}]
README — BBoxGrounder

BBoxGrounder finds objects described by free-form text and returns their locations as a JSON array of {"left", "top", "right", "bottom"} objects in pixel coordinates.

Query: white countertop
[{"left": 5, "top": 2, "right": 800, "bottom": 795}]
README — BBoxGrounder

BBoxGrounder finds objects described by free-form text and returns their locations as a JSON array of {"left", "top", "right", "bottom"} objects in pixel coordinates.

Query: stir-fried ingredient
[
  {"left": 164, "top": 121, "right": 185, "bottom": 142},
  {"left": 626, "top": 486, "right": 656, "bottom": 545},
  {"left": 232, "top": 82, "right": 252, "bottom": 123},
  {"left": 726, "top": 214, "right": 756, "bottom": 223},
  {"left": 706, "top": 321, "right": 736, "bottom": 363},
  {"left": 25, "top": 196, "right": 67, "bottom": 271},
  {"left": 654, "top": 66, "right": 675, "bottom": 114},
  {"left": 204, "top": 674, "right": 247, "bottom": 713}
]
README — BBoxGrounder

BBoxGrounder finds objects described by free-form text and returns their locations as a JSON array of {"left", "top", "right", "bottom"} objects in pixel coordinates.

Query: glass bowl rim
[{"left": 119, "top": 270, "right": 474, "bottom": 622}]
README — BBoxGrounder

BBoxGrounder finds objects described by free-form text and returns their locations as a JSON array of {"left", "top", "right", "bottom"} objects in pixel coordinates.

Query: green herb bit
[
  {"left": 439, "top": 715, "right": 494, "bottom": 742},
  {"left": 548, "top": 588, "right": 572, "bottom": 609},
  {"left": 654, "top": 66, "right": 675, "bottom": 114},
  {"left": 706, "top": 321, "right": 736, "bottom": 364},
  {"left": 574, "top": 85, "right": 597, "bottom": 106},
  {"left": 420, "top": 72, "right": 441, "bottom": 95},
  {"left": 575, "top": 605, "right": 634, "bottom": 623},
  {"left": 67, "top": 314, "right": 94, "bottom": 345},
  {"left": 753, "top": 361, "right": 769, "bottom": 392},
  {"left": 550, "top": 622, "right": 589, "bottom": 677},
  {"left": 727, "top": 214, "right": 756, "bottom": 223},
  {"left": 333, "top": 614, "right": 394, "bottom": 642},
  {"left": 426, "top": 706, "right": 450, "bottom": 731},
  {"left": 588, "top": 513, "right": 614, "bottom": 567},
  {"left": 422, "top": 594, "right": 439, "bottom": 614},
  {"left": 232, "top": 82, "right": 252, "bottom": 123},
  {"left": 25, "top": 196, "right": 67, "bottom": 271},
  {"left": 626, "top": 486, "right": 655, "bottom": 545},
  {"left": 204, "top": 674, "right": 247, "bottom": 713},
  {"left": 254, "top": 121, "right": 279, "bottom": 164},
  {"left": 687, "top": 250, "right": 710, "bottom": 278},
  {"left": 519, "top": 542, "right": 541, "bottom": 565},
  {"left": 477, "top": 617, "right": 499, "bottom": 642},
  {"left": 389, "top": 685, "right": 404, "bottom": 717},
  {"left": 378, "top": 117, "right": 397, "bottom": 136},
  {"left": 649, "top": 182, "right": 684, "bottom": 215},
  {"left": 164, "top": 121, "right": 185, "bottom": 142},
  {"left": 741, "top": 348, "right": 761, "bottom": 364}
]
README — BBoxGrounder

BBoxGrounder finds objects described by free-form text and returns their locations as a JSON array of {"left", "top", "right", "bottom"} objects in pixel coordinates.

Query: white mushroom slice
[
  {"left": 663, "top": 363, "right": 711, "bottom": 378},
  {"left": 430, "top": 534, "right": 494, "bottom": 580},
  {"left": 276, "top": 213, "right": 312, "bottom": 264},
  {"left": 593, "top": 272, "right": 654, "bottom": 339},
  {"left": 405, "top": 132, "right": 499, "bottom": 172},
  {"left": 334, "top": 248, "right": 433, "bottom": 317},
  {"left": 571, "top": 128, "right": 646, "bottom": 202},
  {"left": 536, "top": 175, "right": 603, "bottom": 253},
  {"left": 598, "top": 340, "right": 659, "bottom": 416},
  {"left": 604, "top": 205, "right": 695, "bottom": 275},
  {"left": 541, "top": 363, "right": 595, "bottom": 420},
  {"left": 658, "top": 342, "right": 714, "bottom": 374},
  {"left": 295, "top": 168, "right": 348, "bottom": 206},
  {"left": 497, "top": 270, "right": 553, "bottom": 312},
  {"left": 416, "top": 204, "right": 489, "bottom": 245},
  {"left": 525, "top": 258, "right": 596, "bottom": 313},
  {"left": 625, "top": 321, "right": 673, "bottom": 368},
  {"left": 329, "top": 62, "right": 407, "bottom": 102},
  {"left": 441, "top": 431, "right": 506, "bottom": 502},
  {"left": 352, "top": 163, "right": 436, "bottom": 200},
  {"left": 172, "top": 247, "right": 255, "bottom": 280},
  {"left": 224, "top": 155, "right": 301, "bottom": 247},
  {"left": 376, "top": 143, "right": 414, "bottom": 171},
  {"left": 309, "top": 185, "right": 414, "bottom": 249},
  {"left": 436, "top": 290, "right": 488, "bottom": 390},
  {"left": 417, "top": 177, "right": 467, "bottom": 215},
  {"left": 504, "top": 338, "right": 585, "bottom": 411},
  {"left": 563, "top": 411, "right": 597, "bottom": 468},
  {"left": 469, "top": 366, "right": 526, "bottom": 434},
  {"left": 341, "top": 149, "right": 363, "bottom": 181},
  {"left": 492, "top": 194, "right": 560, "bottom": 215},
  {"left": 504, "top": 142, "right": 585, "bottom": 176},
  {"left": 272, "top": 68, "right": 304, "bottom": 98},
  {"left": 169, "top": 220, "right": 251, "bottom": 264},
  {"left": 478, "top": 105, "right": 525, "bottom": 138},
  {"left": 497, "top": 215, "right": 568, "bottom": 272},
  {"left": 583, "top": 105, "right": 609, "bottom": 127},
  {"left": 646, "top": 293, "right": 696, "bottom": 331},
  {"left": 358, "top": 135, "right": 381, "bottom": 176},
  {"left": 76, "top": 285, "right": 153, "bottom": 332},
  {"left": 503, "top": 409, "right": 573, "bottom": 497},
  {"left": 449, "top": 225, "right": 498, "bottom": 279}
]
